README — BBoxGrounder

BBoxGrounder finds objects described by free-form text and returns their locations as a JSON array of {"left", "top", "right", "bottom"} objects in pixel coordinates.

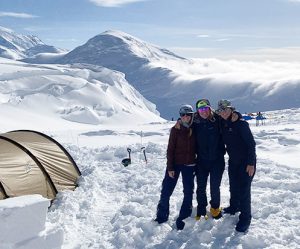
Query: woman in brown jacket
[{"left": 155, "top": 104, "right": 196, "bottom": 230}]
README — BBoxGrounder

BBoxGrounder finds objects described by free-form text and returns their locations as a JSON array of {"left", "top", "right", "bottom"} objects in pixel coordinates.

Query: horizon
[{"left": 1, "top": 0, "right": 300, "bottom": 62}]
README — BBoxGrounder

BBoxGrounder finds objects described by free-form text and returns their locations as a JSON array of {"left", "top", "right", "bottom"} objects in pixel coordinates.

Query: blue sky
[{"left": 1, "top": 0, "right": 300, "bottom": 61}]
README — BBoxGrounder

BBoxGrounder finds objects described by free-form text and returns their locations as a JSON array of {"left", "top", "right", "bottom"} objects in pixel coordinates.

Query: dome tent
[{"left": 0, "top": 130, "right": 81, "bottom": 200}]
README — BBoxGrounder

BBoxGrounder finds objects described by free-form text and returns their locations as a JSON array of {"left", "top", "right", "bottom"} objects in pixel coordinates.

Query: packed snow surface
[{"left": 43, "top": 110, "right": 300, "bottom": 249}]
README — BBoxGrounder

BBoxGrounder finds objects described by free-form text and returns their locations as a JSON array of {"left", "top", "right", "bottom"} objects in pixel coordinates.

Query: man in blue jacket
[{"left": 217, "top": 99, "right": 256, "bottom": 233}]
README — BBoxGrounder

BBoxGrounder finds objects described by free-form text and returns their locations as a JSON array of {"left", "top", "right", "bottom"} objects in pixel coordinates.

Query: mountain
[
  {"left": 56, "top": 30, "right": 188, "bottom": 118},
  {"left": 0, "top": 26, "right": 65, "bottom": 60},
  {"left": 59, "top": 30, "right": 185, "bottom": 64},
  {"left": 56, "top": 30, "right": 300, "bottom": 119},
  {"left": 0, "top": 57, "right": 163, "bottom": 130}
]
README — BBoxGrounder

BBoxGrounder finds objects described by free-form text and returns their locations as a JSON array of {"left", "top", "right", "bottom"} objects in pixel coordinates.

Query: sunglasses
[
  {"left": 198, "top": 107, "right": 210, "bottom": 112},
  {"left": 180, "top": 113, "right": 193, "bottom": 117},
  {"left": 218, "top": 108, "right": 229, "bottom": 113}
]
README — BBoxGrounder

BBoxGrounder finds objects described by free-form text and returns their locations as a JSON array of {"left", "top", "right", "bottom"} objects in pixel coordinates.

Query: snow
[
  {"left": 0, "top": 57, "right": 163, "bottom": 131},
  {"left": 0, "top": 195, "right": 63, "bottom": 249},
  {"left": 1, "top": 98, "right": 300, "bottom": 248},
  {"left": 0, "top": 26, "right": 65, "bottom": 60},
  {"left": 3, "top": 28, "right": 300, "bottom": 118},
  {"left": 53, "top": 30, "right": 300, "bottom": 119},
  {"left": 0, "top": 28, "right": 300, "bottom": 249}
]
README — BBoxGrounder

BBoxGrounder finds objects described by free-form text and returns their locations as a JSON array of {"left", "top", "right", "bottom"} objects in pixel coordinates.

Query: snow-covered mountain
[
  {"left": 3, "top": 27, "right": 300, "bottom": 119},
  {"left": 56, "top": 30, "right": 188, "bottom": 118},
  {"left": 56, "top": 30, "right": 300, "bottom": 119},
  {"left": 59, "top": 30, "right": 185, "bottom": 65},
  {"left": 1, "top": 28, "right": 300, "bottom": 249},
  {"left": 0, "top": 57, "right": 163, "bottom": 131},
  {"left": 0, "top": 26, "right": 65, "bottom": 60}
]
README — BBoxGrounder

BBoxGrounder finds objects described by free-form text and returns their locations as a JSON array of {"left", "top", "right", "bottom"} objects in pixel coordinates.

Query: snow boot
[
  {"left": 210, "top": 207, "right": 222, "bottom": 219},
  {"left": 154, "top": 216, "right": 168, "bottom": 224},
  {"left": 176, "top": 219, "right": 185, "bottom": 230},
  {"left": 223, "top": 206, "right": 240, "bottom": 215},
  {"left": 195, "top": 207, "right": 208, "bottom": 220},
  {"left": 235, "top": 218, "right": 251, "bottom": 233}
]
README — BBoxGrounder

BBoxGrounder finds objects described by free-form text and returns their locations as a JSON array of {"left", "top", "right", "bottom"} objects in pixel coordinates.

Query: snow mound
[
  {"left": 0, "top": 58, "right": 163, "bottom": 130},
  {"left": 0, "top": 195, "right": 63, "bottom": 249}
]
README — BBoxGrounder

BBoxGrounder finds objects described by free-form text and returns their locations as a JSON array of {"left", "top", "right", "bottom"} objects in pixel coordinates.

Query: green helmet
[{"left": 196, "top": 99, "right": 211, "bottom": 109}]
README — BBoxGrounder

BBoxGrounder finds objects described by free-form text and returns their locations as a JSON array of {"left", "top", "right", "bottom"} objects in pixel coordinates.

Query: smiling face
[
  {"left": 197, "top": 106, "right": 211, "bottom": 119},
  {"left": 219, "top": 108, "right": 232, "bottom": 120},
  {"left": 180, "top": 113, "right": 192, "bottom": 123}
]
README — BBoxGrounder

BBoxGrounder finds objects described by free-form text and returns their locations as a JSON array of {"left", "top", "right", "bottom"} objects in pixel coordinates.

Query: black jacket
[
  {"left": 193, "top": 113, "right": 225, "bottom": 162},
  {"left": 220, "top": 113, "right": 256, "bottom": 165}
]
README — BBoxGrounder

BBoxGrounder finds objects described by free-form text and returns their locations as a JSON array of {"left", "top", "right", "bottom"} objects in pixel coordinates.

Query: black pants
[
  {"left": 228, "top": 160, "right": 255, "bottom": 222},
  {"left": 156, "top": 165, "right": 195, "bottom": 221},
  {"left": 196, "top": 157, "right": 225, "bottom": 215}
]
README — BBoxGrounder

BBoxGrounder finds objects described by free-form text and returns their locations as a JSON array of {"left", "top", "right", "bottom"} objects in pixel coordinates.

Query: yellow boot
[
  {"left": 195, "top": 214, "right": 209, "bottom": 221},
  {"left": 210, "top": 207, "right": 222, "bottom": 219}
]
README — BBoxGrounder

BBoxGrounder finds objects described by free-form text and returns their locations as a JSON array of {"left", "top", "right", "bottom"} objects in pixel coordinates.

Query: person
[
  {"left": 155, "top": 104, "right": 196, "bottom": 230},
  {"left": 256, "top": 111, "right": 264, "bottom": 126},
  {"left": 193, "top": 99, "right": 225, "bottom": 220},
  {"left": 216, "top": 99, "right": 256, "bottom": 233}
]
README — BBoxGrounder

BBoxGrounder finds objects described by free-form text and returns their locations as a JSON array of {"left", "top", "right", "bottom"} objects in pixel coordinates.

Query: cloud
[
  {"left": 0, "top": 12, "right": 38, "bottom": 18},
  {"left": 148, "top": 56, "right": 300, "bottom": 86},
  {"left": 217, "top": 47, "right": 300, "bottom": 62},
  {"left": 89, "top": 0, "right": 146, "bottom": 7},
  {"left": 169, "top": 46, "right": 300, "bottom": 62},
  {"left": 197, "top": 34, "right": 210, "bottom": 38},
  {"left": 288, "top": 0, "right": 300, "bottom": 3},
  {"left": 215, "top": 38, "right": 230, "bottom": 42},
  {"left": 46, "top": 38, "right": 79, "bottom": 43}
]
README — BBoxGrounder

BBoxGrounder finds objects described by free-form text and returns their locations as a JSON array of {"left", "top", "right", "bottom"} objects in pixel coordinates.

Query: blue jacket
[
  {"left": 193, "top": 113, "right": 225, "bottom": 162},
  {"left": 220, "top": 113, "right": 256, "bottom": 165}
]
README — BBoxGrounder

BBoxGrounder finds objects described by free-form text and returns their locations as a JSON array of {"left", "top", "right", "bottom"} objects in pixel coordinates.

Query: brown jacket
[{"left": 167, "top": 124, "right": 196, "bottom": 171}]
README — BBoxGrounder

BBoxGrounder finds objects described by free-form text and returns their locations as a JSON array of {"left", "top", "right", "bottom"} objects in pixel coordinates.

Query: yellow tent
[{"left": 0, "top": 130, "right": 81, "bottom": 200}]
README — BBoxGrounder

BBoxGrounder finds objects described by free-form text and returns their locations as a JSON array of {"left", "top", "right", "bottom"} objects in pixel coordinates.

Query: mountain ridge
[
  {"left": 1, "top": 27, "right": 300, "bottom": 119},
  {"left": 0, "top": 26, "right": 65, "bottom": 60}
]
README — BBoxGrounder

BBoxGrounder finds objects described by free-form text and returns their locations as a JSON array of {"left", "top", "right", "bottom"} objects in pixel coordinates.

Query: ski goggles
[
  {"left": 180, "top": 113, "right": 193, "bottom": 117},
  {"left": 198, "top": 107, "right": 210, "bottom": 112}
]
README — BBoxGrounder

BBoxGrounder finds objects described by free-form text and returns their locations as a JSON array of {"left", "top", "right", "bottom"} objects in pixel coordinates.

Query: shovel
[
  {"left": 141, "top": 146, "right": 147, "bottom": 164},
  {"left": 121, "top": 148, "right": 131, "bottom": 167}
]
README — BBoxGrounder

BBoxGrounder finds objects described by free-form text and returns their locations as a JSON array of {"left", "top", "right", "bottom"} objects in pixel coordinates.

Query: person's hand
[
  {"left": 168, "top": 171, "right": 175, "bottom": 178},
  {"left": 246, "top": 165, "right": 255, "bottom": 177}
]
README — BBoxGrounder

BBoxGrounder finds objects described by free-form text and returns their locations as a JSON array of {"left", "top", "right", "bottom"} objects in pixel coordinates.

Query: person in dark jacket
[
  {"left": 217, "top": 99, "right": 256, "bottom": 233},
  {"left": 193, "top": 99, "right": 225, "bottom": 220},
  {"left": 155, "top": 104, "right": 196, "bottom": 230}
]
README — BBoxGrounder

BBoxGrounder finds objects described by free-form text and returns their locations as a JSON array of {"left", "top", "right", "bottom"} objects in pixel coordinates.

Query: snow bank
[{"left": 0, "top": 195, "right": 63, "bottom": 249}]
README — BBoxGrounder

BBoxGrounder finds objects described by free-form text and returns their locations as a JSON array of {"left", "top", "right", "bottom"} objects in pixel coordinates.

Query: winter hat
[
  {"left": 216, "top": 99, "right": 235, "bottom": 113},
  {"left": 196, "top": 99, "right": 211, "bottom": 109},
  {"left": 179, "top": 104, "right": 194, "bottom": 116}
]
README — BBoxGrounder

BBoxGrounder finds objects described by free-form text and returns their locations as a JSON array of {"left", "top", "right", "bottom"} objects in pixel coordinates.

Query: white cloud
[
  {"left": 0, "top": 12, "right": 38, "bottom": 18},
  {"left": 217, "top": 47, "right": 300, "bottom": 62},
  {"left": 169, "top": 46, "right": 300, "bottom": 62},
  {"left": 89, "top": 0, "right": 146, "bottom": 7},
  {"left": 288, "top": 0, "right": 300, "bottom": 3},
  {"left": 46, "top": 38, "right": 79, "bottom": 42},
  {"left": 197, "top": 34, "right": 210, "bottom": 38},
  {"left": 215, "top": 38, "right": 230, "bottom": 42},
  {"left": 149, "top": 56, "right": 300, "bottom": 86}
]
